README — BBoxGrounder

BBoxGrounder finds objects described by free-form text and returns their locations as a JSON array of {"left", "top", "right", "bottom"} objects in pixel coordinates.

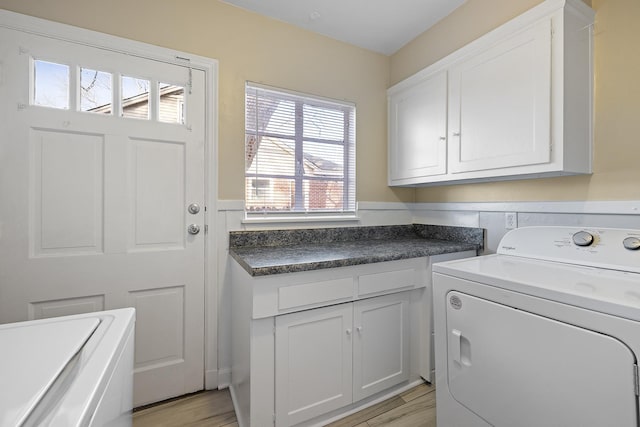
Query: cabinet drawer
[
  {"left": 278, "top": 278, "right": 354, "bottom": 310},
  {"left": 358, "top": 268, "right": 416, "bottom": 297}
]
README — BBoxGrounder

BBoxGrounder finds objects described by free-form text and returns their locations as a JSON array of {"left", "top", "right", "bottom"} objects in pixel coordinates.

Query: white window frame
[{"left": 244, "top": 82, "right": 357, "bottom": 221}]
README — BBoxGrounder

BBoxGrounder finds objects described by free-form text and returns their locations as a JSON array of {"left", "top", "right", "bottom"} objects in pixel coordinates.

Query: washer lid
[{"left": 0, "top": 317, "right": 100, "bottom": 427}]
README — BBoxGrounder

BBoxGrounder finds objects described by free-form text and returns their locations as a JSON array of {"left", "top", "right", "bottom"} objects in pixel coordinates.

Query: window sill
[{"left": 242, "top": 214, "right": 361, "bottom": 225}]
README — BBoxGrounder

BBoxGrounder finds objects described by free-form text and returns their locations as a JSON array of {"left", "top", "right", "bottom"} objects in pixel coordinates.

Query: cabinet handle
[
  {"left": 439, "top": 136, "right": 446, "bottom": 141},
  {"left": 346, "top": 329, "right": 352, "bottom": 336},
  {"left": 452, "top": 132, "right": 461, "bottom": 137},
  {"left": 356, "top": 326, "right": 362, "bottom": 333}
]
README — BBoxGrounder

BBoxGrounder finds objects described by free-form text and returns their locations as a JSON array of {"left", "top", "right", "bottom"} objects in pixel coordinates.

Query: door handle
[
  {"left": 188, "top": 224, "right": 200, "bottom": 235},
  {"left": 451, "top": 329, "right": 472, "bottom": 367},
  {"left": 452, "top": 329, "right": 462, "bottom": 365}
]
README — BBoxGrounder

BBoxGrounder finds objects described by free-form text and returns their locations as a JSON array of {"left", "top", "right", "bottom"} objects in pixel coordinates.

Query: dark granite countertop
[{"left": 230, "top": 224, "right": 483, "bottom": 276}]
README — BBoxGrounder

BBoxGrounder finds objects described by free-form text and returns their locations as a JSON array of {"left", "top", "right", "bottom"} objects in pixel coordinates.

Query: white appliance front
[
  {"left": 0, "top": 308, "right": 135, "bottom": 427},
  {"left": 433, "top": 227, "right": 640, "bottom": 427}
]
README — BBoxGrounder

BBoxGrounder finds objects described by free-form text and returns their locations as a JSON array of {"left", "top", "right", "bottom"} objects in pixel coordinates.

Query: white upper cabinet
[
  {"left": 449, "top": 19, "right": 551, "bottom": 174},
  {"left": 387, "top": 0, "right": 595, "bottom": 186},
  {"left": 389, "top": 71, "right": 448, "bottom": 183}
]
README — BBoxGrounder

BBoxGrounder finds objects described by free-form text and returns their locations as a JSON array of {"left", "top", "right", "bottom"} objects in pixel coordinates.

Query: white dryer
[
  {"left": 433, "top": 226, "right": 640, "bottom": 427},
  {"left": 0, "top": 308, "right": 135, "bottom": 427}
]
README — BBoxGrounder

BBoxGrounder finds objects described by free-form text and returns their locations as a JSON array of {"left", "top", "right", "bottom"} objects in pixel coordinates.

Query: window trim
[{"left": 244, "top": 82, "right": 356, "bottom": 219}]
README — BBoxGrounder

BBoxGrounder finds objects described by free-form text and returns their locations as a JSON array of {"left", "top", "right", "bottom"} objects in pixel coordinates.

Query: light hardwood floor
[{"left": 133, "top": 382, "right": 436, "bottom": 427}]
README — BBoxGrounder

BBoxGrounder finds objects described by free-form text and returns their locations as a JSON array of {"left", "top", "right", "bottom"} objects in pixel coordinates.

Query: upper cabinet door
[
  {"left": 388, "top": 71, "right": 448, "bottom": 183},
  {"left": 448, "top": 19, "right": 552, "bottom": 174}
]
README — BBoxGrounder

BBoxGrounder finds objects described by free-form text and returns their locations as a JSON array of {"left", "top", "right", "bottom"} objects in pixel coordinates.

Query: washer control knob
[
  {"left": 623, "top": 237, "right": 640, "bottom": 251},
  {"left": 572, "top": 231, "right": 594, "bottom": 247}
]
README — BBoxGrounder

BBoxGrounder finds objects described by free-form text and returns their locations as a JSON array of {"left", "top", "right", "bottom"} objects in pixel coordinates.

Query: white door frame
[{"left": 0, "top": 9, "right": 220, "bottom": 390}]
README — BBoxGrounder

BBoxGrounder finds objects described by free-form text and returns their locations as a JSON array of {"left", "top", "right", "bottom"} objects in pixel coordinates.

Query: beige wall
[
  {"left": 391, "top": 0, "right": 640, "bottom": 202},
  {"left": 2, "top": 0, "right": 637, "bottom": 205},
  {"left": 0, "top": 0, "right": 414, "bottom": 203}
]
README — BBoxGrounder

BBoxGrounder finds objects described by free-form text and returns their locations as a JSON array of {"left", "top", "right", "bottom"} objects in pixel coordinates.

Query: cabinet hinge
[
  {"left": 273, "top": 325, "right": 276, "bottom": 335},
  {"left": 634, "top": 364, "right": 639, "bottom": 396},
  {"left": 204, "top": 224, "right": 208, "bottom": 234},
  {"left": 273, "top": 412, "right": 276, "bottom": 425}
]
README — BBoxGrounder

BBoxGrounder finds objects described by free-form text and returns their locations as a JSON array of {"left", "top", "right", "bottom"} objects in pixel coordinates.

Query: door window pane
[
  {"left": 159, "top": 83, "right": 185, "bottom": 124},
  {"left": 121, "top": 76, "right": 150, "bottom": 119},
  {"left": 33, "top": 60, "right": 69, "bottom": 109},
  {"left": 80, "top": 68, "right": 113, "bottom": 114}
]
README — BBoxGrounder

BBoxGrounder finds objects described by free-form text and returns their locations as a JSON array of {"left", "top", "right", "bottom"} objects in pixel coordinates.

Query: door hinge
[{"left": 634, "top": 364, "right": 639, "bottom": 396}]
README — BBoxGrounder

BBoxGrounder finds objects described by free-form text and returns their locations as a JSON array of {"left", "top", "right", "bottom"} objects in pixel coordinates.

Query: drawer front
[
  {"left": 278, "top": 278, "right": 354, "bottom": 311},
  {"left": 358, "top": 268, "right": 416, "bottom": 297}
]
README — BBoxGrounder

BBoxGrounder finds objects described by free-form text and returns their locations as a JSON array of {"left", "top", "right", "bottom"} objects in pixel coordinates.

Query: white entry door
[{"left": 0, "top": 25, "right": 207, "bottom": 406}]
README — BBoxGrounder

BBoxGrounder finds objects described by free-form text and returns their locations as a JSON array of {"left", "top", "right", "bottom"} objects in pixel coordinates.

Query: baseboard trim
[
  {"left": 216, "top": 368, "right": 231, "bottom": 389},
  {"left": 229, "top": 384, "right": 247, "bottom": 427},
  {"left": 205, "top": 369, "right": 219, "bottom": 390}
]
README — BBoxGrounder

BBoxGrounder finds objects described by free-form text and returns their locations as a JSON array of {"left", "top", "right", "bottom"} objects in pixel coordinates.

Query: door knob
[
  {"left": 188, "top": 203, "right": 200, "bottom": 214},
  {"left": 188, "top": 224, "right": 200, "bottom": 235}
]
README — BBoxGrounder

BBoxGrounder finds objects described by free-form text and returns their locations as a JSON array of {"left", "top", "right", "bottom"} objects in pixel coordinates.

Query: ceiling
[{"left": 219, "top": 0, "right": 467, "bottom": 56}]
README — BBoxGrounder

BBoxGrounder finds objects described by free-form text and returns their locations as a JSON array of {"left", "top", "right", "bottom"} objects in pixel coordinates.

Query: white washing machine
[
  {"left": 0, "top": 308, "right": 135, "bottom": 427},
  {"left": 433, "top": 226, "right": 640, "bottom": 427}
]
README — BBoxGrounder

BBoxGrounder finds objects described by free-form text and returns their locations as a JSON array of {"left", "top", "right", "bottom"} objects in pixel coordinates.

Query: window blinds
[{"left": 245, "top": 83, "right": 356, "bottom": 216}]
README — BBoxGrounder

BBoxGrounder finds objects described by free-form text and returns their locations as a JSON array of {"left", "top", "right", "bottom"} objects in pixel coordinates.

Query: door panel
[
  {"left": 130, "top": 138, "right": 185, "bottom": 249},
  {"left": 449, "top": 20, "right": 551, "bottom": 173},
  {"left": 389, "top": 71, "right": 447, "bottom": 181},
  {"left": 275, "top": 304, "right": 353, "bottom": 427},
  {"left": 446, "top": 291, "right": 638, "bottom": 427},
  {"left": 0, "top": 26, "right": 206, "bottom": 406},
  {"left": 29, "top": 294, "right": 106, "bottom": 320},
  {"left": 353, "top": 293, "right": 410, "bottom": 401},
  {"left": 31, "top": 129, "right": 104, "bottom": 255}
]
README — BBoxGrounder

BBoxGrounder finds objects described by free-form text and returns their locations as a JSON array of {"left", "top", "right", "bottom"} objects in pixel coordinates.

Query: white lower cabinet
[
  {"left": 229, "top": 256, "right": 476, "bottom": 427},
  {"left": 275, "top": 293, "right": 410, "bottom": 426}
]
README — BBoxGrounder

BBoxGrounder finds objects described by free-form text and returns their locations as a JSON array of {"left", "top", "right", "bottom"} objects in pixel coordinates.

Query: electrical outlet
[{"left": 505, "top": 212, "right": 517, "bottom": 230}]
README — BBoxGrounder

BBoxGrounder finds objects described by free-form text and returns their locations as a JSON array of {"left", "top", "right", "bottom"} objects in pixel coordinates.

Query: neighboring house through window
[{"left": 244, "top": 83, "right": 356, "bottom": 217}]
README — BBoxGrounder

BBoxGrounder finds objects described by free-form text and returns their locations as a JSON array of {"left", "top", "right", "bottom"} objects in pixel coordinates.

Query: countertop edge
[{"left": 231, "top": 242, "right": 479, "bottom": 277}]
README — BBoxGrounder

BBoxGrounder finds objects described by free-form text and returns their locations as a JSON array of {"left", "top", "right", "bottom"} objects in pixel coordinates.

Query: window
[
  {"left": 30, "top": 59, "right": 189, "bottom": 126},
  {"left": 33, "top": 60, "right": 69, "bottom": 109},
  {"left": 80, "top": 67, "right": 113, "bottom": 114},
  {"left": 245, "top": 83, "right": 356, "bottom": 217},
  {"left": 121, "top": 75, "right": 150, "bottom": 120},
  {"left": 159, "top": 83, "right": 185, "bottom": 124}
]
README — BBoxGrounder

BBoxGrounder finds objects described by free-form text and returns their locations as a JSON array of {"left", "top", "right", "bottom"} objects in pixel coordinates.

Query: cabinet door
[
  {"left": 275, "top": 303, "right": 353, "bottom": 426},
  {"left": 353, "top": 293, "right": 410, "bottom": 401},
  {"left": 389, "top": 71, "right": 447, "bottom": 182},
  {"left": 448, "top": 19, "right": 552, "bottom": 174}
]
